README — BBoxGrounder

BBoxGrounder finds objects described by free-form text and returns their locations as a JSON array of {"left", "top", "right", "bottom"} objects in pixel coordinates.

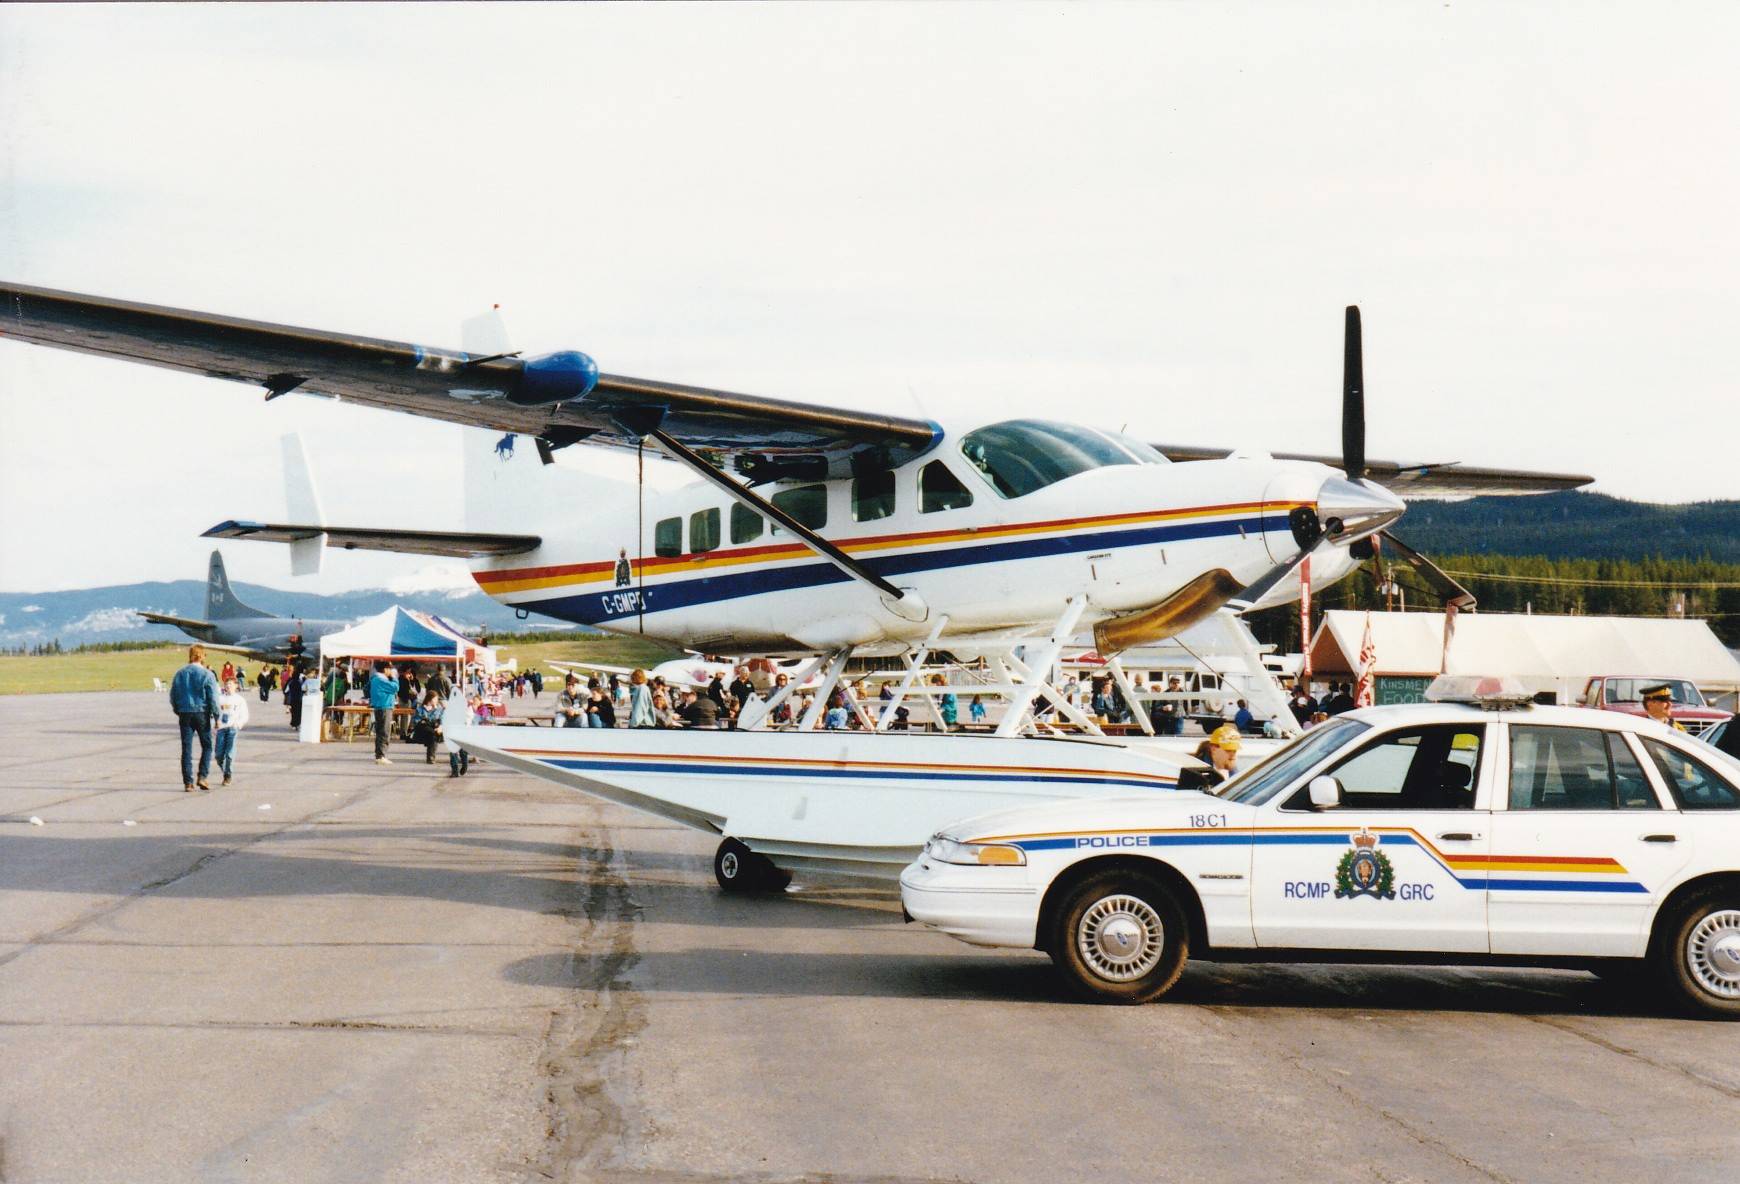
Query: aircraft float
[{"left": 0, "top": 284, "right": 1591, "bottom": 888}]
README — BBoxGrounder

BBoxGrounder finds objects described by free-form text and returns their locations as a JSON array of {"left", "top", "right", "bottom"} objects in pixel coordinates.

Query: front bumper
[{"left": 898, "top": 857, "right": 1042, "bottom": 949}]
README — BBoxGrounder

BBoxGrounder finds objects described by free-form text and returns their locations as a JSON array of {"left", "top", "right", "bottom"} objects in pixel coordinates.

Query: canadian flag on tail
[{"left": 1354, "top": 612, "right": 1376, "bottom": 708}]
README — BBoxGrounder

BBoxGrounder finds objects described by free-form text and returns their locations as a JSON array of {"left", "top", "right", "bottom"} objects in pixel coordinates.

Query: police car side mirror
[{"left": 1308, "top": 776, "right": 1342, "bottom": 810}]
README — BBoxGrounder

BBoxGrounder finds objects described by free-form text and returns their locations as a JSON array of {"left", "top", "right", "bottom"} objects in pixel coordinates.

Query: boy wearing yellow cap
[{"left": 1179, "top": 724, "right": 1242, "bottom": 793}]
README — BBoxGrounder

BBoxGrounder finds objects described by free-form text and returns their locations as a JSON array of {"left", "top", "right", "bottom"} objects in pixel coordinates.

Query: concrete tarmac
[{"left": 1, "top": 692, "right": 1736, "bottom": 1184}]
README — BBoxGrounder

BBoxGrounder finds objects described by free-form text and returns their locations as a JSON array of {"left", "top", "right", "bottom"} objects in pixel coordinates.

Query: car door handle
[
  {"left": 1640, "top": 834, "right": 1678, "bottom": 843},
  {"left": 1436, "top": 832, "right": 1481, "bottom": 842}
]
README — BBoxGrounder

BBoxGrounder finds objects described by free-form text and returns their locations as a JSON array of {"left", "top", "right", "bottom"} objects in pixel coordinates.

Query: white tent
[
  {"left": 1309, "top": 610, "right": 1740, "bottom": 705},
  {"left": 318, "top": 606, "right": 495, "bottom": 673}
]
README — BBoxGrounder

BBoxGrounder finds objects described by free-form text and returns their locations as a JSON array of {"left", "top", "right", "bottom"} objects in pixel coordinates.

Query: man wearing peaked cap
[{"left": 1640, "top": 683, "right": 1688, "bottom": 732}]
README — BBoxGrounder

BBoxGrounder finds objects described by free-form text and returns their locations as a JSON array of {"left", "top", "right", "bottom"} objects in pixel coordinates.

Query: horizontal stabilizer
[
  {"left": 204, "top": 521, "right": 541, "bottom": 559},
  {"left": 137, "top": 610, "right": 215, "bottom": 631}
]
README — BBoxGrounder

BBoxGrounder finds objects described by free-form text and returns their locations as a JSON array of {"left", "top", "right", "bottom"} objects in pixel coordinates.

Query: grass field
[{"left": 0, "top": 636, "right": 686, "bottom": 696}]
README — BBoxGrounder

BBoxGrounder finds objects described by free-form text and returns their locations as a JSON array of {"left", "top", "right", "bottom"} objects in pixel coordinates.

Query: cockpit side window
[
  {"left": 959, "top": 419, "right": 1164, "bottom": 499},
  {"left": 920, "top": 461, "right": 974, "bottom": 513}
]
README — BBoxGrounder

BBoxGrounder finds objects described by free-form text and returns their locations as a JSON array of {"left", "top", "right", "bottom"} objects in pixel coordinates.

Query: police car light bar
[{"left": 1424, "top": 675, "right": 1536, "bottom": 709}]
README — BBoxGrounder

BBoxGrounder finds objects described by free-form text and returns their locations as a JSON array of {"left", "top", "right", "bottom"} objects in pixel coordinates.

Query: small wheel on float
[
  {"left": 714, "top": 838, "right": 758, "bottom": 893},
  {"left": 1657, "top": 892, "right": 1740, "bottom": 1019},
  {"left": 1046, "top": 870, "right": 1190, "bottom": 1004}
]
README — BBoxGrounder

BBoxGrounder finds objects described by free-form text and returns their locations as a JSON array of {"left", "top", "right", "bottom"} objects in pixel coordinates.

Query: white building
[{"left": 1307, "top": 610, "right": 1740, "bottom": 710}]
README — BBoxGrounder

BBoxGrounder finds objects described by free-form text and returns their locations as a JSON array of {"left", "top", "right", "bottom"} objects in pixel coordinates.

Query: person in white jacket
[{"left": 213, "top": 677, "right": 250, "bottom": 786}]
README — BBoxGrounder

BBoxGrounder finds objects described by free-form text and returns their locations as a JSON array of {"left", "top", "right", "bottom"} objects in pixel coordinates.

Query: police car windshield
[
  {"left": 959, "top": 419, "right": 1166, "bottom": 499},
  {"left": 1221, "top": 718, "right": 1370, "bottom": 805}
]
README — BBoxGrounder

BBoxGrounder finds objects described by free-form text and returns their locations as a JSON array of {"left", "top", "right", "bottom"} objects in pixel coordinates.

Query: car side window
[
  {"left": 654, "top": 517, "right": 682, "bottom": 558},
  {"left": 1508, "top": 725, "right": 1657, "bottom": 810},
  {"left": 1641, "top": 738, "right": 1740, "bottom": 810},
  {"left": 920, "top": 461, "right": 975, "bottom": 513},
  {"left": 1285, "top": 724, "right": 1483, "bottom": 810},
  {"left": 730, "top": 504, "right": 763, "bottom": 544}
]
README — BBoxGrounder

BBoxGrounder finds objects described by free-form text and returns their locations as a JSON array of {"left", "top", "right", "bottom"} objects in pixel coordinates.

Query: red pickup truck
[{"left": 1579, "top": 676, "right": 1731, "bottom": 736}]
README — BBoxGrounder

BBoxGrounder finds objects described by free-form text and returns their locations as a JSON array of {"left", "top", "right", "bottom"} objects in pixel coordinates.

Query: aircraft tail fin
[
  {"left": 206, "top": 551, "right": 268, "bottom": 620},
  {"left": 281, "top": 433, "right": 328, "bottom": 576}
]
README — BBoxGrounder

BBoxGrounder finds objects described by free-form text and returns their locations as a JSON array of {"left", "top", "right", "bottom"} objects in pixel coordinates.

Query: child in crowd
[
  {"left": 214, "top": 676, "right": 250, "bottom": 786},
  {"left": 411, "top": 691, "right": 445, "bottom": 765}
]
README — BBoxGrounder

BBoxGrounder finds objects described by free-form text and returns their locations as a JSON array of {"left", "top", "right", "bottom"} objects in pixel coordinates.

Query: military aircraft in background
[{"left": 137, "top": 550, "right": 352, "bottom": 661}]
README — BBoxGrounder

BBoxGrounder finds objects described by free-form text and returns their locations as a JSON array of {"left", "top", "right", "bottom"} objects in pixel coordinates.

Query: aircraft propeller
[
  {"left": 1334, "top": 306, "right": 1475, "bottom": 607},
  {"left": 1092, "top": 306, "right": 1473, "bottom": 656}
]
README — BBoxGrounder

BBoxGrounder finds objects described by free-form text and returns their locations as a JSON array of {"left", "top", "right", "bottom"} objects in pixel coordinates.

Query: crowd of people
[{"left": 169, "top": 642, "right": 1392, "bottom": 793}]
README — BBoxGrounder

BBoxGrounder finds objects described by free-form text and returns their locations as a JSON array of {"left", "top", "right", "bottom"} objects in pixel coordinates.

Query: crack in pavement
[
  {"left": 1204, "top": 1008, "right": 1517, "bottom": 1184},
  {"left": 523, "top": 806, "right": 648, "bottom": 1184},
  {"left": 1523, "top": 1014, "right": 1740, "bottom": 1100}
]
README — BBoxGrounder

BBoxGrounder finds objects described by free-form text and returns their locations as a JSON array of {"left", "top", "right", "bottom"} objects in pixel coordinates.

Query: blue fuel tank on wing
[{"left": 509, "top": 350, "right": 600, "bottom": 406}]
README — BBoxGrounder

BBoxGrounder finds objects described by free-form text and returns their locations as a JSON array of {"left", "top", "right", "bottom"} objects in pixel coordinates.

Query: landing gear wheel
[
  {"left": 1659, "top": 894, "right": 1740, "bottom": 1019},
  {"left": 1047, "top": 871, "right": 1189, "bottom": 1004},
  {"left": 713, "top": 838, "right": 791, "bottom": 894}
]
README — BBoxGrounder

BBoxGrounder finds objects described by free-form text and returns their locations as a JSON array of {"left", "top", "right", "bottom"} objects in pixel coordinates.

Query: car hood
[{"left": 941, "top": 790, "right": 1235, "bottom": 844}]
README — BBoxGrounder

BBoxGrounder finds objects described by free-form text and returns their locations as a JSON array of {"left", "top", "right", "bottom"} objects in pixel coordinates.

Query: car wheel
[
  {"left": 1048, "top": 871, "right": 1189, "bottom": 1004},
  {"left": 1658, "top": 894, "right": 1740, "bottom": 1019}
]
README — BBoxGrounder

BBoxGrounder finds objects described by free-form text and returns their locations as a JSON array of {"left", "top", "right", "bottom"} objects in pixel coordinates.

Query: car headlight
[{"left": 924, "top": 835, "right": 1026, "bottom": 866}]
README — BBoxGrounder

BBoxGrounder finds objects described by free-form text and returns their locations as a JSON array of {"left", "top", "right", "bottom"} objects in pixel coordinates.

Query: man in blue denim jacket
[
  {"left": 368, "top": 662, "right": 399, "bottom": 764},
  {"left": 169, "top": 645, "right": 221, "bottom": 791}
]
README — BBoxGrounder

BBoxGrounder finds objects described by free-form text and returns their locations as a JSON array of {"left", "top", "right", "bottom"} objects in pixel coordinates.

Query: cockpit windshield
[{"left": 958, "top": 419, "right": 1168, "bottom": 499}]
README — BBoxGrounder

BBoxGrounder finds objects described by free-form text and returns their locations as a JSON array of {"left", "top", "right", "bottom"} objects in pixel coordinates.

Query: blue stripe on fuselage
[
  {"left": 518, "top": 512, "right": 1284, "bottom": 625},
  {"left": 537, "top": 756, "right": 1176, "bottom": 791}
]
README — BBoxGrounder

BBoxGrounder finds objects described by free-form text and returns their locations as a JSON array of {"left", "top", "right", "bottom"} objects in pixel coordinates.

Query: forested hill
[{"left": 1398, "top": 492, "right": 1739, "bottom": 563}]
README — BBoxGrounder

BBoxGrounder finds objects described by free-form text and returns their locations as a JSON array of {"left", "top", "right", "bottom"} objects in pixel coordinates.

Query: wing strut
[{"left": 645, "top": 427, "right": 926, "bottom": 619}]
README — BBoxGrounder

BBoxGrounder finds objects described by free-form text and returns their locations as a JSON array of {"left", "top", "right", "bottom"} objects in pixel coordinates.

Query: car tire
[
  {"left": 1047, "top": 870, "right": 1189, "bottom": 1004},
  {"left": 1657, "top": 892, "right": 1740, "bottom": 1019}
]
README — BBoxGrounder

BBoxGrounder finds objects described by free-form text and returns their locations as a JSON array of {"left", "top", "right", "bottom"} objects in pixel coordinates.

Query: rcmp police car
[{"left": 900, "top": 677, "right": 1740, "bottom": 1017}]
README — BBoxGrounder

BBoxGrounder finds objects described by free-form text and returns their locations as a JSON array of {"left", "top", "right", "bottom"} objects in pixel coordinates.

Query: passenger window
[
  {"left": 730, "top": 504, "right": 763, "bottom": 544},
  {"left": 1508, "top": 725, "right": 1656, "bottom": 810},
  {"left": 1641, "top": 739, "right": 1740, "bottom": 809},
  {"left": 920, "top": 461, "right": 975, "bottom": 513},
  {"left": 770, "top": 484, "right": 827, "bottom": 531},
  {"left": 689, "top": 508, "right": 720, "bottom": 553},
  {"left": 1288, "top": 725, "right": 1483, "bottom": 810},
  {"left": 852, "top": 469, "right": 896, "bottom": 522},
  {"left": 653, "top": 517, "right": 682, "bottom": 558}
]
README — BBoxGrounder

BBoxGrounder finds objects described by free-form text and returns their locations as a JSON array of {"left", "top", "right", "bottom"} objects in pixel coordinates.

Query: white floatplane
[{"left": 1, "top": 287, "right": 1592, "bottom": 887}]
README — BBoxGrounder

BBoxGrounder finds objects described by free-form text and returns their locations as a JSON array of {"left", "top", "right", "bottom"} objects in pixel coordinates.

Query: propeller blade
[
  {"left": 1378, "top": 530, "right": 1476, "bottom": 609},
  {"left": 1228, "top": 534, "right": 1332, "bottom": 614},
  {"left": 1343, "top": 305, "right": 1365, "bottom": 482}
]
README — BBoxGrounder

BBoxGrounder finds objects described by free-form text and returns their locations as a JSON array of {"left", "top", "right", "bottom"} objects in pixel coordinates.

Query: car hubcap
[
  {"left": 1078, "top": 894, "right": 1164, "bottom": 982},
  {"left": 1686, "top": 909, "right": 1740, "bottom": 1000},
  {"left": 721, "top": 852, "right": 740, "bottom": 879}
]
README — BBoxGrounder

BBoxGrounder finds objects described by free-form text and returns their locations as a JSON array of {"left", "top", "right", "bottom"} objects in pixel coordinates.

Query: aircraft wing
[
  {"left": 136, "top": 610, "right": 214, "bottom": 631},
  {"left": 203, "top": 521, "right": 541, "bottom": 559},
  {"left": 1152, "top": 445, "right": 1593, "bottom": 497},
  {"left": 0, "top": 283, "right": 942, "bottom": 481}
]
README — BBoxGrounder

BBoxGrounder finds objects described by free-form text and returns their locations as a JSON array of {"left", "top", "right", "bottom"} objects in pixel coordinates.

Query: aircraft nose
[{"left": 1317, "top": 475, "right": 1405, "bottom": 542}]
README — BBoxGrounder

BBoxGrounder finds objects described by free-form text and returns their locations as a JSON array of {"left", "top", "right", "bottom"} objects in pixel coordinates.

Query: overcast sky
[{"left": 3, "top": 2, "right": 1737, "bottom": 595}]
